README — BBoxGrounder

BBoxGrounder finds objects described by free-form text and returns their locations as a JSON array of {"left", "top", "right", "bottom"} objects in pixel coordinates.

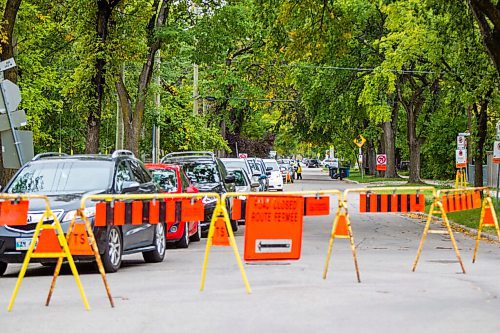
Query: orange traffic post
[
  {"left": 412, "top": 190, "right": 466, "bottom": 274},
  {"left": 473, "top": 192, "right": 500, "bottom": 263},
  {"left": 323, "top": 197, "right": 361, "bottom": 283}
]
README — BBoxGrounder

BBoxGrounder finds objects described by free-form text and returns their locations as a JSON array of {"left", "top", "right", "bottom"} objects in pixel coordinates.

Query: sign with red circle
[{"left": 376, "top": 154, "right": 387, "bottom": 171}]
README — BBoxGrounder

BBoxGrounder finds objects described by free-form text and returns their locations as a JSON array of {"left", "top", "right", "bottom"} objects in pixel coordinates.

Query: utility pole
[
  {"left": 152, "top": 50, "right": 161, "bottom": 163},
  {"left": 193, "top": 63, "right": 199, "bottom": 115},
  {"left": 115, "top": 63, "right": 124, "bottom": 150}
]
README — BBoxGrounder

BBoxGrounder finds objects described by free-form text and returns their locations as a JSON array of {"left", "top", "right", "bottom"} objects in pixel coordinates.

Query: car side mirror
[
  {"left": 266, "top": 166, "right": 273, "bottom": 171},
  {"left": 186, "top": 185, "right": 199, "bottom": 193},
  {"left": 250, "top": 181, "right": 260, "bottom": 188},
  {"left": 121, "top": 180, "right": 140, "bottom": 193},
  {"left": 224, "top": 174, "right": 236, "bottom": 183},
  {"left": 266, "top": 171, "right": 271, "bottom": 176}
]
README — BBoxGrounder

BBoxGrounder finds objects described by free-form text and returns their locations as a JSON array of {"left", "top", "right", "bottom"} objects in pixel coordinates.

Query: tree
[{"left": 469, "top": 0, "right": 500, "bottom": 75}]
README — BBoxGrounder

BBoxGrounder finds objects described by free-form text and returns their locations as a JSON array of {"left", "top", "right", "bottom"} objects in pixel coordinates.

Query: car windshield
[
  {"left": 7, "top": 160, "right": 113, "bottom": 194},
  {"left": 182, "top": 162, "right": 220, "bottom": 185},
  {"left": 150, "top": 169, "right": 178, "bottom": 193},
  {"left": 230, "top": 170, "right": 247, "bottom": 186},
  {"left": 264, "top": 160, "right": 279, "bottom": 171}
]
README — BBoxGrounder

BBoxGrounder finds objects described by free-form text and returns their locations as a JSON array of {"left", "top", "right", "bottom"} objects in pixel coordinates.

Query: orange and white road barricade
[
  {"left": 0, "top": 194, "right": 94, "bottom": 311},
  {"left": 465, "top": 188, "right": 500, "bottom": 263},
  {"left": 412, "top": 187, "right": 466, "bottom": 273}
]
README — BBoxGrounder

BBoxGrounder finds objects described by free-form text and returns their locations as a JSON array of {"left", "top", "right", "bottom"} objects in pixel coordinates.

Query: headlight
[
  {"left": 202, "top": 196, "right": 217, "bottom": 205},
  {"left": 62, "top": 207, "right": 96, "bottom": 222}
]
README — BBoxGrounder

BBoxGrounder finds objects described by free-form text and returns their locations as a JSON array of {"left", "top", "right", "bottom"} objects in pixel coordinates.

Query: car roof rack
[
  {"left": 111, "top": 149, "right": 135, "bottom": 158},
  {"left": 161, "top": 151, "right": 215, "bottom": 163},
  {"left": 32, "top": 152, "right": 68, "bottom": 161}
]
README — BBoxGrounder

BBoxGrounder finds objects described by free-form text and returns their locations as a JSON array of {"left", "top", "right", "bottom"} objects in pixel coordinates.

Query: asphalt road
[{"left": 1, "top": 167, "right": 500, "bottom": 332}]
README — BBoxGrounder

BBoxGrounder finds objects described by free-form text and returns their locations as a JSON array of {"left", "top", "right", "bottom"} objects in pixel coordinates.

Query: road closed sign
[
  {"left": 244, "top": 195, "right": 304, "bottom": 261},
  {"left": 456, "top": 149, "right": 467, "bottom": 168},
  {"left": 493, "top": 141, "right": 500, "bottom": 164},
  {"left": 376, "top": 154, "right": 387, "bottom": 171}
]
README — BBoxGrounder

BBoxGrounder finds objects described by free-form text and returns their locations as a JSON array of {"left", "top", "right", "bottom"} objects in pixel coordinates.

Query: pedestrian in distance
[{"left": 297, "top": 162, "right": 302, "bottom": 180}]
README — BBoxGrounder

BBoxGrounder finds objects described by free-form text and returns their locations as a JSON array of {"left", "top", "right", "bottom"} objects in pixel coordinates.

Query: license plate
[{"left": 15, "top": 238, "right": 34, "bottom": 250}]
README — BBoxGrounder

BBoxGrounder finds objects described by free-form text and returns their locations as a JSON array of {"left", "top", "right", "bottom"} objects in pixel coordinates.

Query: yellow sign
[{"left": 353, "top": 134, "right": 366, "bottom": 148}]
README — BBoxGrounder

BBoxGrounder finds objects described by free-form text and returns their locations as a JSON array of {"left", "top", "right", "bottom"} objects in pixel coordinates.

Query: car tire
[
  {"left": 0, "top": 261, "right": 7, "bottom": 276},
  {"left": 143, "top": 222, "right": 167, "bottom": 263},
  {"left": 190, "top": 222, "right": 201, "bottom": 242},
  {"left": 102, "top": 226, "right": 123, "bottom": 273},
  {"left": 230, "top": 218, "right": 238, "bottom": 232},
  {"left": 176, "top": 222, "right": 190, "bottom": 249}
]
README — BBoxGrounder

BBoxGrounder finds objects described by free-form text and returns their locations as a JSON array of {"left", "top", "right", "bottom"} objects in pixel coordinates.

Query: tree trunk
[
  {"left": 406, "top": 103, "right": 421, "bottom": 183},
  {"left": 367, "top": 139, "right": 376, "bottom": 175},
  {"left": 85, "top": 0, "right": 116, "bottom": 153},
  {"left": 469, "top": 0, "right": 500, "bottom": 76},
  {"left": 383, "top": 101, "right": 399, "bottom": 178},
  {"left": 0, "top": 0, "right": 22, "bottom": 186},
  {"left": 474, "top": 93, "right": 491, "bottom": 187},
  {"left": 114, "top": 0, "right": 170, "bottom": 156}
]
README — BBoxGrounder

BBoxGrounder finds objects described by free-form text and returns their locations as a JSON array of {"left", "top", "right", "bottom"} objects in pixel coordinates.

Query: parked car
[
  {"left": 220, "top": 158, "right": 262, "bottom": 190},
  {"left": 0, "top": 150, "right": 165, "bottom": 275},
  {"left": 227, "top": 167, "right": 259, "bottom": 193},
  {"left": 263, "top": 159, "right": 284, "bottom": 191},
  {"left": 307, "top": 158, "right": 320, "bottom": 168},
  {"left": 144, "top": 163, "right": 201, "bottom": 248},
  {"left": 247, "top": 157, "right": 270, "bottom": 191},
  {"left": 161, "top": 151, "right": 237, "bottom": 235}
]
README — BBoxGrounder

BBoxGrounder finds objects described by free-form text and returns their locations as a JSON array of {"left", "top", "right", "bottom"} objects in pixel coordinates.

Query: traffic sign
[
  {"left": 376, "top": 154, "right": 387, "bottom": 171},
  {"left": 1, "top": 129, "right": 34, "bottom": 168},
  {"left": 455, "top": 149, "right": 467, "bottom": 169},
  {"left": 244, "top": 195, "right": 304, "bottom": 261},
  {"left": 457, "top": 135, "right": 466, "bottom": 149},
  {"left": 0, "top": 58, "right": 16, "bottom": 72},
  {"left": 0, "top": 109, "right": 26, "bottom": 131},
  {"left": 0, "top": 79, "right": 21, "bottom": 113},
  {"left": 496, "top": 122, "right": 500, "bottom": 139},
  {"left": 493, "top": 141, "right": 500, "bottom": 164},
  {"left": 353, "top": 134, "right": 366, "bottom": 148},
  {"left": 238, "top": 153, "right": 248, "bottom": 158}
]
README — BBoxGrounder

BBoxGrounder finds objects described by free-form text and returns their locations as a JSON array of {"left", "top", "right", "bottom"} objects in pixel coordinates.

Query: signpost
[
  {"left": 0, "top": 58, "right": 33, "bottom": 169},
  {"left": 354, "top": 134, "right": 366, "bottom": 179}
]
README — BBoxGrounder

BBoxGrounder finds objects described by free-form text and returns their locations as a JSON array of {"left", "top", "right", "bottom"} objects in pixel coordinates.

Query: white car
[{"left": 263, "top": 159, "right": 284, "bottom": 191}]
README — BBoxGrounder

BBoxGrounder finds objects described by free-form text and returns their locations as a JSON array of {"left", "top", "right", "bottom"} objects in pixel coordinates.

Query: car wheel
[
  {"left": 190, "top": 222, "right": 201, "bottom": 242},
  {"left": 102, "top": 226, "right": 123, "bottom": 273},
  {"left": 143, "top": 222, "right": 167, "bottom": 263},
  {"left": 176, "top": 222, "right": 190, "bottom": 249},
  {"left": 0, "top": 261, "right": 7, "bottom": 276},
  {"left": 230, "top": 218, "right": 238, "bottom": 232}
]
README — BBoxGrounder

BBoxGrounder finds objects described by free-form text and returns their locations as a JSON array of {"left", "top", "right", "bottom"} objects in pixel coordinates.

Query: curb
[{"left": 406, "top": 212, "right": 499, "bottom": 242}]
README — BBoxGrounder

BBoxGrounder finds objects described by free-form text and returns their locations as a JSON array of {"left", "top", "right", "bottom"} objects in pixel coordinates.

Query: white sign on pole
[
  {"left": 493, "top": 141, "right": 500, "bottom": 164},
  {"left": 456, "top": 149, "right": 467, "bottom": 168},
  {"left": 456, "top": 135, "right": 466, "bottom": 149},
  {"left": 496, "top": 122, "right": 500, "bottom": 139},
  {"left": 0, "top": 58, "right": 16, "bottom": 72}
]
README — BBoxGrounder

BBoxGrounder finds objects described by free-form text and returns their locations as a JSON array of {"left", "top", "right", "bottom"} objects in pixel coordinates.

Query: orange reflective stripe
[
  {"left": 0, "top": 200, "right": 29, "bottom": 226},
  {"left": 466, "top": 193, "right": 473, "bottom": 210},
  {"left": 369, "top": 194, "right": 377, "bottom": 212},
  {"left": 212, "top": 217, "right": 230, "bottom": 246},
  {"left": 335, "top": 215, "right": 349, "bottom": 237},
  {"left": 472, "top": 191, "right": 482, "bottom": 209},
  {"left": 448, "top": 195, "right": 455, "bottom": 212},
  {"left": 132, "top": 201, "right": 143, "bottom": 225},
  {"left": 113, "top": 201, "right": 125, "bottom": 226},
  {"left": 359, "top": 194, "right": 367, "bottom": 213},
  {"left": 454, "top": 193, "right": 462, "bottom": 211},
  {"left": 484, "top": 206, "right": 495, "bottom": 226},
  {"left": 380, "top": 194, "right": 389, "bottom": 213},
  {"left": 149, "top": 201, "right": 159, "bottom": 224},
  {"left": 181, "top": 199, "right": 204, "bottom": 222},
  {"left": 68, "top": 223, "right": 94, "bottom": 255},
  {"left": 460, "top": 193, "right": 467, "bottom": 210},
  {"left": 165, "top": 200, "right": 176, "bottom": 223},
  {"left": 95, "top": 202, "right": 107, "bottom": 227},
  {"left": 232, "top": 198, "right": 243, "bottom": 220},
  {"left": 304, "top": 196, "right": 330, "bottom": 216}
]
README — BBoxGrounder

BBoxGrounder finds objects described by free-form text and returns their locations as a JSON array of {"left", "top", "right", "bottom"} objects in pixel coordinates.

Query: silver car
[{"left": 227, "top": 167, "right": 260, "bottom": 192}]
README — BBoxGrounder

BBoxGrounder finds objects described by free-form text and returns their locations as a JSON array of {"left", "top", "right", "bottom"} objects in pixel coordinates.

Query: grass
[{"left": 345, "top": 171, "right": 403, "bottom": 183}]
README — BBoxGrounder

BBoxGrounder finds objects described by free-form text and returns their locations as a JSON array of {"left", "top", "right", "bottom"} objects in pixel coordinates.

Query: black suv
[
  {"left": 0, "top": 150, "right": 165, "bottom": 276},
  {"left": 161, "top": 151, "right": 237, "bottom": 235},
  {"left": 307, "top": 158, "right": 320, "bottom": 168}
]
